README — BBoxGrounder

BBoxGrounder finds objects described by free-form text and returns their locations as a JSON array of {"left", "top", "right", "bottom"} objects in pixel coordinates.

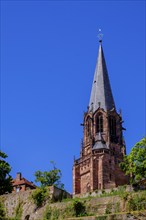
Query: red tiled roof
[{"left": 12, "top": 177, "right": 36, "bottom": 188}]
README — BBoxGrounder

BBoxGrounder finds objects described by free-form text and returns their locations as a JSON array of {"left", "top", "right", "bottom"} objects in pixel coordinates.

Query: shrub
[
  {"left": 63, "top": 204, "right": 74, "bottom": 217},
  {"left": 51, "top": 209, "right": 59, "bottom": 220},
  {"left": 127, "top": 191, "right": 146, "bottom": 211},
  {"left": 105, "top": 203, "right": 112, "bottom": 214},
  {"left": 43, "top": 206, "right": 60, "bottom": 220},
  {"left": 43, "top": 205, "right": 74, "bottom": 220},
  {"left": 114, "top": 202, "right": 120, "bottom": 213},
  {"left": 120, "top": 191, "right": 129, "bottom": 201},
  {"left": 95, "top": 189, "right": 98, "bottom": 193},
  {"left": 101, "top": 189, "right": 105, "bottom": 194},
  {"left": 43, "top": 206, "right": 52, "bottom": 220},
  {"left": 72, "top": 199, "right": 86, "bottom": 217},
  {"left": 31, "top": 187, "right": 49, "bottom": 208}
]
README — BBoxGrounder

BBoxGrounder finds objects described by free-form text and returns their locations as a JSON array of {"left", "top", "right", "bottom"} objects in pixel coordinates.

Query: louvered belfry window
[
  {"left": 109, "top": 116, "right": 117, "bottom": 142},
  {"left": 109, "top": 116, "right": 116, "bottom": 136},
  {"left": 96, "top": 114, "right": 103, "bottom": 133},
  {"left": 87, "top": 117, "right": 91, "bottom": 136}
]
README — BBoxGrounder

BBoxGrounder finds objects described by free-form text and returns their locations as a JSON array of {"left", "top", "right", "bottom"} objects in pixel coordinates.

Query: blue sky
[{"left": 1, "top": 0, "right": 145, "bottom": 193}]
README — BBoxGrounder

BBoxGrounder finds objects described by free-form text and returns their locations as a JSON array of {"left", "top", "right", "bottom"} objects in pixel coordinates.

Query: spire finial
[{"left": 97, "top": 29, "right": 103, "bottom": 43}]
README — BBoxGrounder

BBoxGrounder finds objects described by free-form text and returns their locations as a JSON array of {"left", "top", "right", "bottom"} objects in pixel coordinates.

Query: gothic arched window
[
  {"left": 86, "top": 117, "right": 92, "bottom": 137},
  {"left": 109, "top": 116, "right": 117, "bottom": 142},
  {"left": 96, "top": 114, "right": 103, "bottom": 133}
]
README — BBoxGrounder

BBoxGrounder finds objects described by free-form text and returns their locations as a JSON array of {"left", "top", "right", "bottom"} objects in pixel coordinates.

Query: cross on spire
[{"left": 97, "top": 29, "right": 103, "bottom": 43}]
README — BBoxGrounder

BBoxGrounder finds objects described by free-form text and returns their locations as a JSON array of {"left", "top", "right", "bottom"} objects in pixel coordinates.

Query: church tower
[{"left": 73, "top": 37, "right": 128, "bottom": 195}]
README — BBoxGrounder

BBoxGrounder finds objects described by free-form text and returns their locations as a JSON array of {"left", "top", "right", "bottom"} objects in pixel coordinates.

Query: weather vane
[{"left": 97, "top": 28, "right": 103, "bottom": 43}]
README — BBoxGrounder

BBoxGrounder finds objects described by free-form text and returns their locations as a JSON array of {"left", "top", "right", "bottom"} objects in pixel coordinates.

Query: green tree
[
  {"left": 120, "top": 137, "right": 146, "bottom": 184},
  {"left": 34, "top": 161, "right": 64, "bottom": 189},
  {"left": 0, "top": 151, "right": 12, "bottom": 195}
]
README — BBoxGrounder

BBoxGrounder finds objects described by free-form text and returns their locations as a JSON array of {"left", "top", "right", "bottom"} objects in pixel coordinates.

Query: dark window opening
[
  {"left": 96, "top": 114, "right": 103, "bottom": 133},
  {"left": 109, "top": 116, "right": 117, "bottom": 143},
  {"left": 86, "top": 118, "right": 91, "bottom": 137},
  {"left": 87, "top": 123, "right": 90, "bottom": 134}
]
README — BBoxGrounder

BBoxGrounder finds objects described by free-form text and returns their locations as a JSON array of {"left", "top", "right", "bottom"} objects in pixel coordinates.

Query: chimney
[{"left": 16, "top": 172, "right": 22, "bottom": 181}]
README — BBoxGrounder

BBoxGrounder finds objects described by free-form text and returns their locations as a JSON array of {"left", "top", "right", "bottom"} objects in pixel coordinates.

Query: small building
[{"left": 12, "top": 172, "right": 36, "bottom": 193}]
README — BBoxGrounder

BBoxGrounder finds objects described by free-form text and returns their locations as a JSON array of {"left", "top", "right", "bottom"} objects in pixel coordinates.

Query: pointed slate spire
[{"left": 89, "top": 41, "right": 115, "bottom": 112}]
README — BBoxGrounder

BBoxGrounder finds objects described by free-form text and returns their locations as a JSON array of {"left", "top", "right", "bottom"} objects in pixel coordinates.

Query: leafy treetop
[
  {"left": 0, "top": 150, "right": 12, "bottom": 195},
  {"left": 120, "top": 137, "right": 146, "bottom": 184},
  {"left": 34, "top": 161, "right": 64, "bottom": 189}
]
